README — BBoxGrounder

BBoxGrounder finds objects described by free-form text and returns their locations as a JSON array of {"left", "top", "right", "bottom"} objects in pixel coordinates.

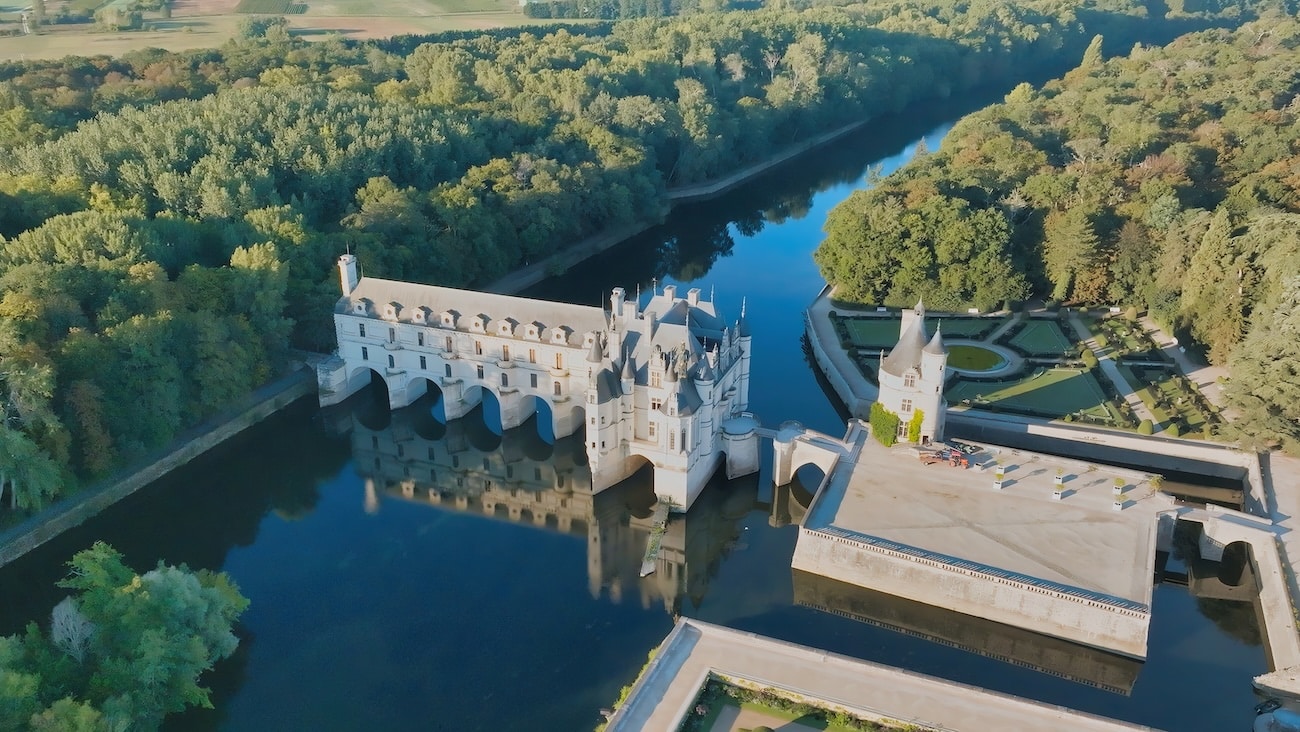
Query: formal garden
[
  {"left": 827, "top": 310, "right": 1136, "bottom": 430},
  {"left": 678, "top": 676, "right": 904, "bottom": 732}
]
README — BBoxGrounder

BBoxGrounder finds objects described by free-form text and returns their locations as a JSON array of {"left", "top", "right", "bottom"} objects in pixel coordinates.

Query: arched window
[
  {"left": 445, "top": 364, "right": 452, "bottom": 377},
  {"left": 501, "top": 373, "right": 509, "bottom": 387},
  {"left": 553, "top": 381, "right": 562, "bottom": 396},
  {"left": 387, "top": 355, "right": 395, "bottom": 368}
]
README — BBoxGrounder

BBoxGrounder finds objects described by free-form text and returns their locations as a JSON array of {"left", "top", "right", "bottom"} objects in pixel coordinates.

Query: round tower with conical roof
[{"left": 875, "top": 300, "right": 947, "bottom": 444}]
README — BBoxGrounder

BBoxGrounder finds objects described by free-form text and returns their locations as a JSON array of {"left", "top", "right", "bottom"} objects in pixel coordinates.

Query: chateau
[{"left": 317, "top": 254, "right": 759, "bottom": 510}]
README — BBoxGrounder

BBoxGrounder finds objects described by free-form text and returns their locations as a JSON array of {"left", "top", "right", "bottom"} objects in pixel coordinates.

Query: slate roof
[{"left": 880, "top": 316, "right": 929, "bottom": 378}]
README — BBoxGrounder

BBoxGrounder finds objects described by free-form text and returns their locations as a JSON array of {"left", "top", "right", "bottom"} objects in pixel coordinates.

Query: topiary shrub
[
  {"left": 1081, "top": 349, "right": 1098, "bottom": 369},
  {"left": 1165, "top": 422, "right": 1181, "bottom": 437},
  {"left": 1138, "top": 419, "right": 1153, "bottom": 435}
]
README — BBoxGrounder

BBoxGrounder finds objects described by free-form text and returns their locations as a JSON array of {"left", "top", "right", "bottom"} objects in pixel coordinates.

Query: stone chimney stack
[
  {"left": 663, "top": 284, "right": 677, "bottom": 301},
  {"left": 611, "top": 287, "right": 626, "bottom": 324},
  {"left": 339, "top": 253, "right": 360, "bottom": 297},
  {"left": 687, "top": 287, "right": 700, "bottom": 307},
  {"left": 647, "top": 310, "right": 658, "bottom": 339}
]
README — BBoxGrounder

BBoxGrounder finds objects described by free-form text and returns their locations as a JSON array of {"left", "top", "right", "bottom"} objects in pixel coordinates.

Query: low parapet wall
[{"left": 792, "top": 525, "right": 1151, "bottom": 659}]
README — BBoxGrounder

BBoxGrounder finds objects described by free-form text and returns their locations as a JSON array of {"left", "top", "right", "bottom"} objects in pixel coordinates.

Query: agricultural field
[{"left": 0, "top": 0, "right": 528, "bottom": 61}]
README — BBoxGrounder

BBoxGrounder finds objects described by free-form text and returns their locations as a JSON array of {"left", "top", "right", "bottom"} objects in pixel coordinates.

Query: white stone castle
[
  {"left": 318, "top": 254, "right": 760, "bottom": 510},
  {"left": 875, "top": 300, "right": 947, "bottom": 444}
]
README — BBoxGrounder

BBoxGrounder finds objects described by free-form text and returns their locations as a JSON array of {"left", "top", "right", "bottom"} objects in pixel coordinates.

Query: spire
[
  {"left": 915, "top": 296, "right": 925, "bottom": 317},
  {"left": 621, "top": 353, "right": 635, "bottom": 380},
  {"left": 924, "top": 323, "right": 946, "bottom": 355},
  {"left": 737, "top": 296, "right": 751, "bottom": 337},
  {"left": 586, "top": 336, "right": 603, "bottom": 363}
]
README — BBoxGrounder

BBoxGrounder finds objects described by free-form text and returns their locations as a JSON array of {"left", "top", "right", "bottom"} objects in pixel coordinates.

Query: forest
[
  {"left": 814, "top": 18, "right": 1300, "bottom": 448},
  {"left": 0, "top": 0, "right": 1284, "bottom": 516}
]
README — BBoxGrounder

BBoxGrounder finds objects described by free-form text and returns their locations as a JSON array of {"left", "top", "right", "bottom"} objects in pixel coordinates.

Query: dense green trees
[
  {"left": 816, "top": 17, "right": 1300, "bottom": 448},
  {"left": 0, "top": 0, "right": 1280, "bottom": 509},
  {"left": 0, "top": 542, "right": 248, "bottom": 730}
]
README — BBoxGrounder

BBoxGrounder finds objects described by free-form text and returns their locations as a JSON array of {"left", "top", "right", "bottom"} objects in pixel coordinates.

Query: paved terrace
[
  {"left": 605, "top": 618, "right": 1155, "bottom": 732},
  {"left": 805, "top": 439, "right": 1174, "bottom": 608}
]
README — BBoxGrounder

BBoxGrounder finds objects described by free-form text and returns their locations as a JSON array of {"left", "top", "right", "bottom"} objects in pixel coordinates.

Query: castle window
[
  {"left": 649, "top": 422, "right": 657, "bottom": 439},
  {"left": 651, "top": 398, "right": 662, "bottom": 411},
  {"left": 501, "top": 373, "right": 508, "bottom": 387},
  {"left": 669, "top": 431, "right": 675, "bottom": 451},
  {"left": 529, "top": 348, "right": 537, "bottom": 363},
  {"left": 420, "top": 356, "right": 427, "bottom": 370},
  {"left": 651, "top": 371, "right": 662, "bottom": 388},
  {"left": 387, "top": 355, "right": 395, "bottom": 368},
  {"left": 502, "top": 345, "right": 510, "bottom": 361},
  {"left": 359, "top": 323, "right": 366, "bottom": 338},
  {"left": 389, "top": 327, "right": 396, "bottom": 343},
  {"left": 445, "top": 364, "right": 452, "bottom": 378},
  {"left": 428, "top": 447, "right": 436, "bottom": 460},
  {"left": 418, "top": 332, "right": 425, "bottom": 347},
  {"left": 554, "top": 381, "right": 562, "bottom": 396},
  {"left": 904, "top": 373, "right": 916, "bottom": 388},
  {"left": 446, "top": 336, "right": 454, "bottom": 351},
  {"left": 362, "top": 347, "right": 369, "bottom": 360},
  {"left": 475, "top": 341, "right": 483, "bottom": 356},
  {"left": 588, "top": 393, "right": 595, "bottom": 405},
  {"left": 901, "top": 399, "right": 913, "bottom": 413},
  {"left": 477, "top": 365, "right": 485, "bottom": 379},
  {"left": 530, "top": 373, "right": 538, "bottom": 388},
  {"left": 555, "top": 353, "right": 564, "bottom": 370}
]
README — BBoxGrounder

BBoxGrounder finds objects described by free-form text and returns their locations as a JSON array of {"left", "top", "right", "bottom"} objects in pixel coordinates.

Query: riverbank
[
  {"left": 482, "top": 118, "right": 869, "bottom": 295},
  {"left": 0, "top": 366, "right": 316, "bottom": 570}
]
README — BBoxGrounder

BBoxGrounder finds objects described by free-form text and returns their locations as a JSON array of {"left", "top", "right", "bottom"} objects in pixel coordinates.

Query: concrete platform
[
  {"left": 604, "top": 618, "right": 1155, "bottom": 732},
  {"left": 793, "top": 434, "right": 1178, "bottom": 658}
]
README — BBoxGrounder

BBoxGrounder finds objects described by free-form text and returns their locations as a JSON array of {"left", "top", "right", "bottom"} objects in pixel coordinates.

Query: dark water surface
[{"left": 0, "top": 92, "right": 1265, "bottom": 731}]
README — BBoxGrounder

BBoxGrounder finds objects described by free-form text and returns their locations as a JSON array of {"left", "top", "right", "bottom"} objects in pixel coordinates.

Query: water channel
[{"left": 0, "top": 91, "right": 1267, "bottom": 731}]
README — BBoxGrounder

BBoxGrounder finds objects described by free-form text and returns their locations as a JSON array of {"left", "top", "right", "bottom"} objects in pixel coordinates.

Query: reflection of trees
[{"left": 0, "top": 400, "right": 347, "bottom": 636}]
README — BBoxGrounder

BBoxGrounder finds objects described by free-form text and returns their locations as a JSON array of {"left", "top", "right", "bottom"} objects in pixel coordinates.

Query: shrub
[
  {"left": 1125, "top": 305, "right": 1140, "bottom": 321},
  {"left": 1093, "top": 331, "right": 1109, "bottom": 349},
  {"left": 1081, "top": 349, "right": 1098, "bottom": 369},
  {"left": 1165, "top": 422, "right": 1181, "bottom": 437},
  {"left": 906, "top": 409, "right": 924, "bottom": 443},
  {"left": 1138, "top": 419, "right": 1153, "bottom": 435},
  {"left": 869, "top": 402, "right": 899, "bottom": 447}
]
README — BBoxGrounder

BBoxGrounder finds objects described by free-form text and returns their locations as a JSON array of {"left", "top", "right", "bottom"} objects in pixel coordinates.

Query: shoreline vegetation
[
  {"left": 0, "top": 0, "right": 1281, "bottom": 571},
  {"left": 0, "top": 113, "right": 867, "bottom": 570}
]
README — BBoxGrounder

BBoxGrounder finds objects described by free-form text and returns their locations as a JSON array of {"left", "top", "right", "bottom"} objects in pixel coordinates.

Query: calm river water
[{"left": 0, "top": 93, "right": 1265, "bottom": 731}]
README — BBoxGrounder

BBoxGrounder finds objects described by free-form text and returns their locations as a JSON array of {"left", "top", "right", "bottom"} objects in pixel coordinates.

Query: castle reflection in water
[{"left": 327, "top": 393, "right": 810, "bottom": 616}]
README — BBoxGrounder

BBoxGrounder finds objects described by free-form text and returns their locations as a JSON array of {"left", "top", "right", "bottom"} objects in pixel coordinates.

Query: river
[{"left": 0, "top": 92, "right": 1266, "bottom": 731}]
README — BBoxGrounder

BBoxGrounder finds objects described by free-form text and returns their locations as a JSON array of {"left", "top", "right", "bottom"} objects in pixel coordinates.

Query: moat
[{"left": 0, "top": 93, "right": 1267, "bottom": 731}]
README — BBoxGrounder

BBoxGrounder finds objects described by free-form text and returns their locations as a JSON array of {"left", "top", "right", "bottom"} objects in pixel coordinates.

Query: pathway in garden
[
  {"left": 982, "top": 310, "right": 1025, "bottom": 342},
  {"left": 1138, "top": 316, "right": 1235, "bottom": 419},
  {"left": 1064, "top": 313, "right": 1159, "bottom": 427}
]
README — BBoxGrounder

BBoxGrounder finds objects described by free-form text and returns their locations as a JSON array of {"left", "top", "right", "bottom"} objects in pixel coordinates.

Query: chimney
[
  {"left": 647, "top": 310, "right": 657, "bottom": 339},
  {"left": 339, "top": 253, "right": 360, "bottom": 297},
  {"left": 686, "top": 287, "right": 700, "bottom": 307},
  {"left": 663, "top": 284, "right": 677, "bottom": 301},
  {"left": 610, "top": 287, "right": 625, "bottom": 323}
]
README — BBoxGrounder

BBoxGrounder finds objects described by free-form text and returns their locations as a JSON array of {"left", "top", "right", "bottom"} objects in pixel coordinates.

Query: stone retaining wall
[{"left": 792, "top": 526, "right": 1152, "bottom": 659}]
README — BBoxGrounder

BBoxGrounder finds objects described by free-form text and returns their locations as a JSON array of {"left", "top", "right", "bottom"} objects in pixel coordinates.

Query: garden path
[
  {"left": 1064, "top": 313, "right": 1158, "bottom": 427},
  {"left": 1138, "top": 316, "right": 1235, "bottom": 420}
]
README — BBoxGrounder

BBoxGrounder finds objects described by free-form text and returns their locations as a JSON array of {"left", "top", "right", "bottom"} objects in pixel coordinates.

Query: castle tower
[{"left": 875, "top": 300, "right": 946, "bottom": 444}]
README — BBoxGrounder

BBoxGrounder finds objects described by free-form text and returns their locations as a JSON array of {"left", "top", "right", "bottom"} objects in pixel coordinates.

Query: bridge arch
[
  {"left": 352, "top": 368, "right": 392, "bottom": 431},
  {"left": 461, "top": 384, "right": 504, "bottom": 436},
  {"left": 1219, "top": 540, "right": 1253, "bottom": 587}
]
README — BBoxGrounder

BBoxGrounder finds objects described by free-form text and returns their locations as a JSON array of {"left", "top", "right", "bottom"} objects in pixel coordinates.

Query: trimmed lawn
[
  {"left": 843, "top": 318, "right": 900, "bottom": 350},
  {"left": 932, "top": 316, "right": 1005, "bottom": 339},
  {"left": 1008, "top": 319, "right": 1074, "bottom": 357},
  {"left": 947, "top": 367, "right": 1117, "bottom": 421},
  {"left": 947, "top": 344, "right": 1005, "bottom": 371}
]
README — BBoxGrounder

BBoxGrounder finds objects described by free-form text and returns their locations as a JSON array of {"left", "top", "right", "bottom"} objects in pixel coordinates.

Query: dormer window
[
  {"left": 413, "top": 307, "right": 431, "bottom": 324},
  {"left": 904, "top": 373, "right": 916, "bottom": 388},
  {"left": 352, "top": 300, "right": 368, "bottom": 315},
  {"left": 383, "top": 302, "right": 400, "bottom": 321},
  {"left": 497, "top": 319, "right": 516, "bottom": 337},
  {"left": 525, "top": 323, "right": 541, "bottom": 340},
  {"left": 550, "top": 327, "right": 567, "bottom": 345},
  {"left": 470, "top": 316, "right": 486, "bottom": 333},
  {"left": 439, "top": 311, "right": 455, "bottom": 328}
]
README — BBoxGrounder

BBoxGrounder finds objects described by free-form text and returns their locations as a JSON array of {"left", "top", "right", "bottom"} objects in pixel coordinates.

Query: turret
[
  {"left": 922, "top": 324, "right": 947, "bottom": 383},
  {"left": 621, "top": 355, "right": 635, "bottom": 395}
]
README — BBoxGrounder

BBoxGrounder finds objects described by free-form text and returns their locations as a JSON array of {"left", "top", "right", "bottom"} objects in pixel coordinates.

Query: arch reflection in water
[
  {"left": 791, "top": 570, "right": 1143, "bottom": 695},
  {"left": 348, "top": 400, "right": 760, "bottom": 615}
]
